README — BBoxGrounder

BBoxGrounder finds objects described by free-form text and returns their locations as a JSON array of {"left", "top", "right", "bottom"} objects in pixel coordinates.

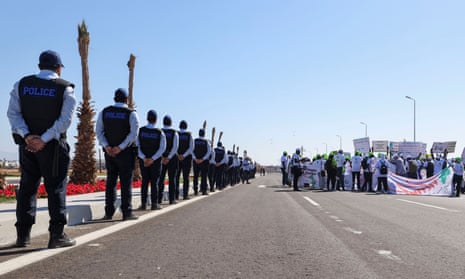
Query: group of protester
[{"left": 280, "top": 147, "right": 463, "bottom": 196}]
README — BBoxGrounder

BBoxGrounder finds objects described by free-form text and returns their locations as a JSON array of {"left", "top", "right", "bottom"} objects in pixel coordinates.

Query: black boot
[
  {"left": 48, "top": 232, "right": 76, "bottom": 249},
  {"left": 15, "top": 225, "right": 31, "bottom": 247}
]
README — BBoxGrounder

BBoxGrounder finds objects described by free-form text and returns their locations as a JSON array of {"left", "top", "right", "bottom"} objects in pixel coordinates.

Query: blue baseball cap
[
  {"left": 147, "top": 110, "right": 157, "bottom": 122},
  {"left": 39, "top": 50, "right": 64, "bottom": 68},
  {"left": 114, "top": 88, "right": 128, "bottom": 99}
]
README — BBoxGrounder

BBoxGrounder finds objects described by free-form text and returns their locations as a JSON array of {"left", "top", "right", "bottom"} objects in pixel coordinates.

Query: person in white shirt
[
  {"left": 375, "top": 154, "right": 390, "bottom": 193},
  {"left": 451, "top": 158, "right": 463, "bottom": 197},
  {"left": 280, "top": 151, "right": 289, "bottom": 186},
  {"left": 314, "top": 154, "right": 325, "bottom": 189},
  {"left": 290, "top": 148, "right": 302, "bottom": 191},
  {"left": 432, "top": 151, "right": 448, "bottom": 175},
  {"left": 350, "top": 151, "right": 362, "bottom": 191},
  {"left": 335, "top": 150, "right": 346, "bottom": 191}
]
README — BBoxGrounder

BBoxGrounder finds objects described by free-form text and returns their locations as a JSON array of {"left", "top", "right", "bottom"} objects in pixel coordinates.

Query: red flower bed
[
  {"left": 0, "top": 185, "right": 16, "bottom": 198},
  {"left": 1, "top": 179, "right": 145, "bottom": 199}
]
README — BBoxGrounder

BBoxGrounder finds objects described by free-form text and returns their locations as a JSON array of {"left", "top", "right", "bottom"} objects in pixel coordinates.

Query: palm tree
[
  {"left": 70, "top": 20, "right": 97, "bottom": 185},
  {"left": 127, "top": 54, "right": 141, "bottom": 181}
]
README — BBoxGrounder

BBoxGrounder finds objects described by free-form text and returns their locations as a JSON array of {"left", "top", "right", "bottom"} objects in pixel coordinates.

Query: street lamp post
[
  {"left": 405, "top": 96, "right": 416, "bottom": 142},
  {"left": 322, "top": 142, "right": 328, "bottom": 154},
  {"left": 336, "top": 135, "right": 342, "bottom": 150},
  {"left": 360, "top": 122, "right": 367, "bottom": 137}
]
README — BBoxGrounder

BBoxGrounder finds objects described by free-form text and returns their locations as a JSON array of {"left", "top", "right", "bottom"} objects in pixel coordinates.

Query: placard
[
  {"left": 398, "top": 142, "right": 427, "bottom": 158},
  {"left": 353, "top": 137, "right": 370, "bottom": 153},
  {"left": 372, "top": 140, "right": 389, "bottom": 152}
]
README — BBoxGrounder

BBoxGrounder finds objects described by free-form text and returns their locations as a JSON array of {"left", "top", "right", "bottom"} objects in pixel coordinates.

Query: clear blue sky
[{"left": 1, "top": 0, "right": 465, "bottom": 165}]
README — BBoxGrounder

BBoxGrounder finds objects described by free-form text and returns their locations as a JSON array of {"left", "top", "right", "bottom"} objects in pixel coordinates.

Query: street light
[
  {"left": 336, "top": 135, "right": 342, "bottom": 150},
  {"left": 360, "top": 122, "right": 367, "bottom": 137},
  {"left": 405, "top": 96, "right": 416, "bottom": 142},
  {"left": 322, "top": 142, "right": 328, "bottom": 154}
]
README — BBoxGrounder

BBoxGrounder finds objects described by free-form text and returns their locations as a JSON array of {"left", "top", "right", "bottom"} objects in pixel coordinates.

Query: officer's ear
[{"left": 56, "top": 65, "right": 62, "bottom": 76}]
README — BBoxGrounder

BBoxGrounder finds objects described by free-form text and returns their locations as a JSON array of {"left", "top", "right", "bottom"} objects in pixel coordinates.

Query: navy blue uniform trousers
[
  {"left": 175, "top": 155, "right": 192, "bottom": 199},
  {"left": 139, "top": 158, "right": 162, "bottom": 206},
  {"left": 16, "top": 140, "right": 70, "bottom": 235},
  {"left": 104, "top": 148, "right": 135, "bottom": 218}
]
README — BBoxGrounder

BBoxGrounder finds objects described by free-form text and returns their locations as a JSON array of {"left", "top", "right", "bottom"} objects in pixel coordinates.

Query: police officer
[
  {"left": 208, "top": 151, "right": 216, "bottom": 192},
  {"left": 96, "top": 88, "right": 139, "bottom": 221},
  {"left": 213, "top": 142, "right": 228, "bottom": 190},
  {"left": 7, "top": 50, "right": 76, "bottom": 248},
  {"left": 158, "top": 116, "right": 179, "bottom": 204},
  {"left": 175, "top": 120, "right": 194, "bottom": 200},
  {"left": 193, "top": 129, "right": 211, "bottom": 195},
  {"left": 242, "top": 156, "right": 253, "bottom": 184},
  {"left": 137, "top": 110, "right": 166, "bottom": 210},
  {"left": 231, "top": 152, "right": 239, "bottom": 185}
]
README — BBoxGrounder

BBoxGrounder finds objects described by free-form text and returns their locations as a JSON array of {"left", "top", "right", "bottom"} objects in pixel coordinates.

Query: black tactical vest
[
  {"left": 214, "top": 147, "right": 225, "bottom": 163},
  {"left": 138, "top": 126, "right": 163, "bottom": 158},
  {"left": 102, "top": 106, "right": 132, "bottom": 147},
  {"left": 194, "top": 138, "right": 208, "bottom": 159},
  {"left": 177, "top": 131, "right": 191, "bottom": 155},
  {"left": 18, "top": 75, "right": 72, "bottom": 136},
  {"left": 228, "top": 155, "right": 234, "bottom": 166},
  {"left": 162, "top": 128, "right": 176, "bottom": 157}
]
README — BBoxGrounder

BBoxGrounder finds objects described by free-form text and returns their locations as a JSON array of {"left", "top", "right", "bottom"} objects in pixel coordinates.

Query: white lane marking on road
[
  {"left": 377, "top": 250, "right": 402, "bottom": 262},
  {"left": 397, "top": 199, "right": 460, "bottom": 212},
  {"left": 329, "top": 215, "right": 343, "bottom": 222},
  {"left": 344, "top": 227, "right": 362, "bottom": 235},
  {"left": 304, "top": 196, "right": 320, "bottom": 207},
  {"left": 258, "top": 185, "right": 266, "bottom": 188}
]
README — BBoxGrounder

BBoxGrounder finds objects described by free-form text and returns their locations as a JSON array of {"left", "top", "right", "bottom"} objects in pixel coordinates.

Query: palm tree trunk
[{"left": 127, "top": 54, "right": 141, "bottom": 181}]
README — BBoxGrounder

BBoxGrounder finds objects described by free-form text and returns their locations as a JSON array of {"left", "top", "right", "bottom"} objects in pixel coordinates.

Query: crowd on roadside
[{"left": 280, "top": 148, "right": 464, "bottom": 197}]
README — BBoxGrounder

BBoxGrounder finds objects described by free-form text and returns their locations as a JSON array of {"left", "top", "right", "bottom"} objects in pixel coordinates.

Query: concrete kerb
[{"left": 0, "top": 185, "right": 195, "bottom": 246}]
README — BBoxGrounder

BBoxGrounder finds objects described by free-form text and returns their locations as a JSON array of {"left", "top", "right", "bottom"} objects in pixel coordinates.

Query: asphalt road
[{"left": 3, "top": 173, "right": 465, "bottom": 278}]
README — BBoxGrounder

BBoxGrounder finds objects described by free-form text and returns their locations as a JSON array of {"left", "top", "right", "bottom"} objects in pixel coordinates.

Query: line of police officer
[
  {"left": 97, "top": 92, "right": 255, "bottom": 217},
  {"left": 7, "top": 49, "right": 256, "bottom": 249},
  {"left": 136, "top": 115, "right": 253, "bottom": 203}
]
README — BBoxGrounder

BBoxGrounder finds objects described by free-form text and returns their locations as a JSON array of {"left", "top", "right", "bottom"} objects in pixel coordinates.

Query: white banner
[
  {"left": 432, "top": 141, "right": 456, "bottom": 153},
  {"left": 388, "top": 168, "right": 453, "bottom": 196},
  {"left": 373, "top": 140, "right": 389, "bottom": 152},
  {"left": 398, "top": 142, "right": 427, "bottom": 158},
  {"left": 353, "top": 137, "right": 370, "bottom": 153}
]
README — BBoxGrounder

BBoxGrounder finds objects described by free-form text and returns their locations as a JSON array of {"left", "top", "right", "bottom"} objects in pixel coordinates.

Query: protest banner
[
  {"left": 398, "top": 141, "right": 427, "bottom": 158},
  {"left": 353, "top": 137, "right": 370, "bottom": 154},
  {"left": 431, "top": 141, "right": 456, "bottom": 153},
  {"left": 373, "top": 140, "right": 389, "bottom": 152},
  {"left": 387, "top": 168, "right": 453, "bottom": 196}
]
